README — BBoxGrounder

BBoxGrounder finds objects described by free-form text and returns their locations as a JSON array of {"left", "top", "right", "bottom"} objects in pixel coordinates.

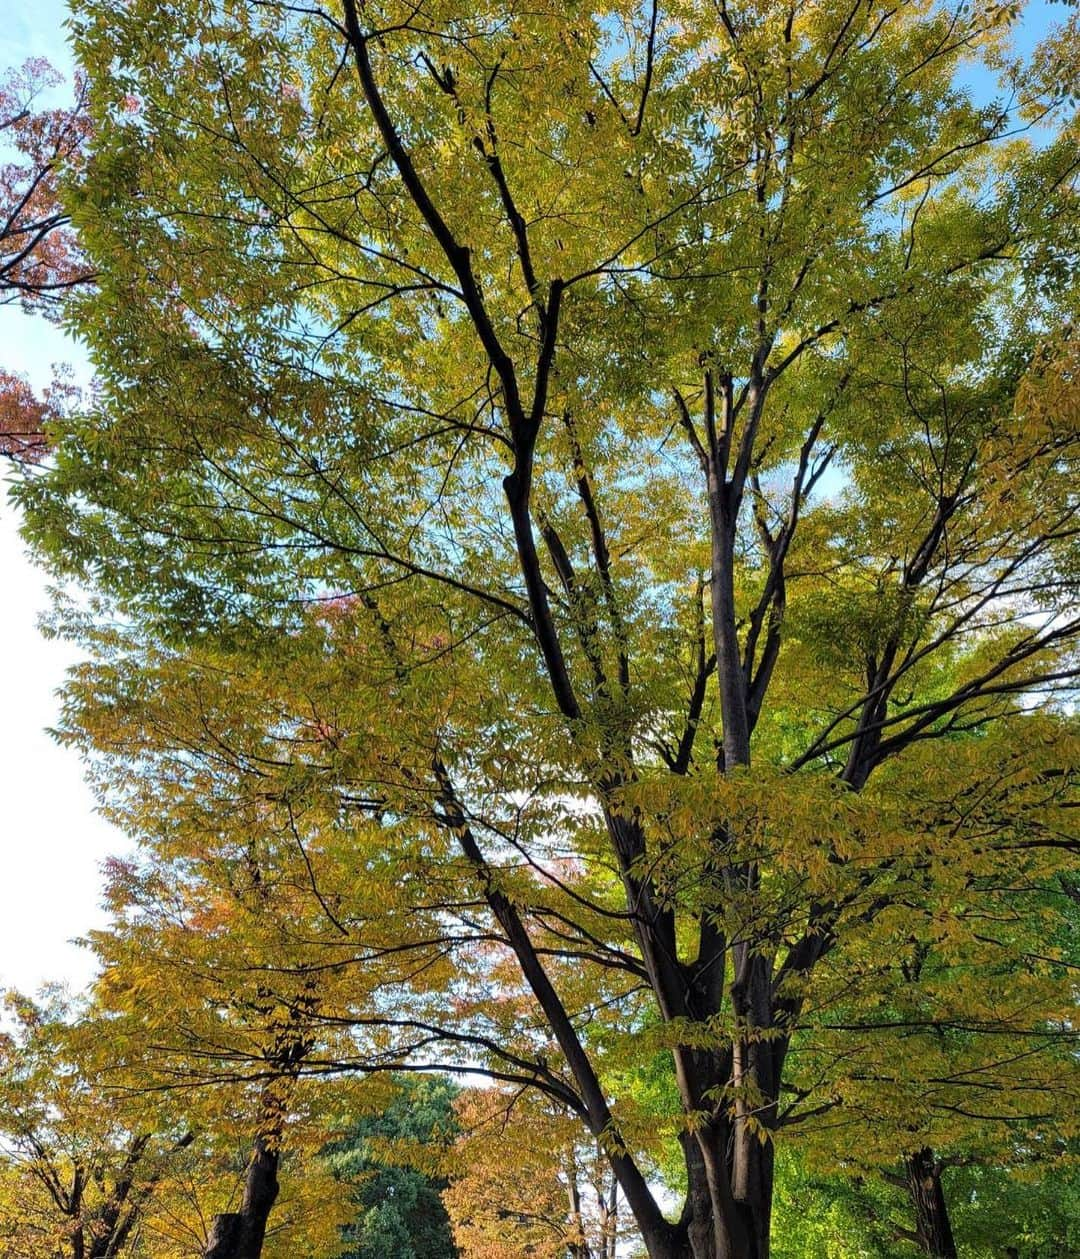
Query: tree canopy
[{"left": 13, "top": 1, "right": 1080, "bottom": 1257}]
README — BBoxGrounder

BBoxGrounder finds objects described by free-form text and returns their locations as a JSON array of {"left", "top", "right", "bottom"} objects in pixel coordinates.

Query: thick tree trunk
[
  {"left": 670, "top": 1124, "right": 768, "bottom": 1259},
  {"left": 204, "top": 1137, "right": 280, "bottom": 1259},
  {"left": 731, "top": 1116, "right": 773, "bottom": 1259},
  {"left": 904, "top": 1149, "right": 957, "bottom": 1259}
]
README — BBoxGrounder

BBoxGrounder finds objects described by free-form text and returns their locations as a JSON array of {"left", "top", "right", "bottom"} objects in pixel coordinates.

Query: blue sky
[{"left": 0, "top": 0, "right": 1068, "bottom": 996}]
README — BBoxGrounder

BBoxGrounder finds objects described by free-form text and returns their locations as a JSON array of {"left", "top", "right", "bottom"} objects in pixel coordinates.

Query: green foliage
[
  {"left": 771, "top": 1155, "right": 900, "bottom": 1259},
  {"left": 327, "top": 1077, "right": 459, "bottom": 1259},
  {"left": 770, "top": 1145, "right": 1080, "bottom": 1259}
]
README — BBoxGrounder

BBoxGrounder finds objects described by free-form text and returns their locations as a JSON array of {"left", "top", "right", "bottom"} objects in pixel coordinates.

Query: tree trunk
[
  {"left": 599, "top": 1170, "right": 618, "bottom": 1259},
  {"left": 680, "top": 1129, "right": 719, "bottom": 1259},
  {"left": 671, "top": 1124, "right": 766, "bottom": 1259},
  {"left": 730, "top": 950, "right": 778, "bottom": 1259},
  {"left": 731, "top": 1115, "right": 773, "bottom": 1259},
  {"left": 204, "top": 1137, "right": 280, "bottom": 1259},
  {"left": 903, "top": 1149, "right": 957, "bottom": 1259}
]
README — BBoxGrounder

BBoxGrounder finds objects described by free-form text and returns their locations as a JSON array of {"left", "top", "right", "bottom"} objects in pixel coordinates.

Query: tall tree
[{"left": 22, "top": 3, "right": 1080, "bottom": 1258}]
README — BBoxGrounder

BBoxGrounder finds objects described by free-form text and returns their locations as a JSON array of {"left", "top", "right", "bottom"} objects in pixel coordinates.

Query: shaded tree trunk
[
  {"left": 730, "top": 951, "right": 779, "bottom": 1259},
  {"left": 904, "top": 1149, "right": 957, "bottom": 1259},
  {"left": 566, "top": 1159, "right": 589, "bottom": 1259},
  {"left": 204, "top": 1137, "right": 280, "bottom": 1259},
  {"left": 670, "top": 1122, "right": 764, "bottom": 1259}
]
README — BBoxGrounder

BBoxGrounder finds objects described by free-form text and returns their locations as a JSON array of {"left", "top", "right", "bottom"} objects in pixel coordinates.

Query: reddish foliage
[
  {"left": 1, "top": 59, "right": 92, "bottom": 461},
  {"left": 0, "top": 368, "right": 80, "bottom": 462},
  {"left": 0, "top": 58, "right": 90, "bottom": 308}
]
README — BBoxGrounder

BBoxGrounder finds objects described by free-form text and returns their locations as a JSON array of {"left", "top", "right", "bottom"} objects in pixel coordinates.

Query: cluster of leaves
[
  {"left": 326, "top": 1076, "right": 458, "bottom": 1259},
  {"left": 770, "top": 1144, "right": 1080, "bottom": 1259},
  {"left": 0, "top": 57, "right": 88, "bottom": 305},
  {"left": 444, "top": 1088, "right": 624, "bottom": 1259}
]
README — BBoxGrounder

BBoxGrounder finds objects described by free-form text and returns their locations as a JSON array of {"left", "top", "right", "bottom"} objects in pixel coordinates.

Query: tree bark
[
  {"left": 672, "top": 1123, "right": 765, "bottom": 1259},
  {"left": 903, "top": 1149, "right": 957, "bottom": 1259},
  {"left": 203, "top": 1137, "right": 280, "bottom": 1259}
]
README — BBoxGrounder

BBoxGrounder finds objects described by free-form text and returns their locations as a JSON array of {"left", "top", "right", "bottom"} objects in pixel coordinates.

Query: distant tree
[
  {"left": 776, "top": 751, "right": 1080, "bottom": 1257},
  {"left": 0, "top": 366, "right": 80, "bottom": 462},
  {"left": 327, "top": 1076, "right": 458, "bottom": 1259},
  {"left": 0, "top": 56, "right": 89, "bottom": 461},
  {"left": 445, "top": 1088, "right": 625, "bottom": 1259},
  {"left": 0, "top": 991, "right": 192, "bottom": 1259},
  {"left": 86, "top": 839, "right": 357, "bottom": 1259},
  {"left": 0, "top": 57, "right": 87, "bottom": 306}
]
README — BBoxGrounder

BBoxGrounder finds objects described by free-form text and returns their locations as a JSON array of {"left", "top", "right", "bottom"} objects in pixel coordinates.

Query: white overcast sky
[{"left": 0, "top": 1, "right": 1064, "bottom": 998}]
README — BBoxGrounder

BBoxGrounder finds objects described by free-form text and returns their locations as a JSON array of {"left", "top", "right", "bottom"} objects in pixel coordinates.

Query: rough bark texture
[
  {"left": 204, "top": 1138, "right": 280, "bottom": 1259},
  {"left": 904, "top": 1149, "right": 958, "bottom": 1259}
]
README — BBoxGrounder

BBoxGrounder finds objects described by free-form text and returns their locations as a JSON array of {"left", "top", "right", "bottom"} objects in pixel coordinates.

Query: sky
[
  {"left": 0, "top": 317, "right": 109, "bottom": 998},
  {"left": 1, "top": 0, "right": 120, "bottom": 998},
  {"left": 0, "top": 0, "right": 1067, "bottom": 998}
]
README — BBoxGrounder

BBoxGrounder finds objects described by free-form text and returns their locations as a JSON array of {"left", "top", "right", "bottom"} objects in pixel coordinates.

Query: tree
[
  {"left": 22, "top": 2, "right": 1080, "bottom": 1258},
  {"left": 327, "top": 1075, "right": 458, "bottom": 1259},
  {"left": 0, "top": 57, "right": 87, "bottom": 306},
  {"left": 775, "top": 727, "right": 1080, "bottom": 1255},
  {"left": 0, "top": 985, "right": 353, "bottom": 1259},
  {"left": 445, "top": 1088, "right": 625, "bottom": 1259},
  {"left": 0, "top": 991, "right": 194, "bottom": 1259},
  {"left": 84, "top": 836, "right": 366, "bottom": 1259},
  {"left": 768, "top": 1144, "right": 1080, "bottom": 1259},
  {"left": 0, "top": 58, "right": 89, "bottom": 461}
]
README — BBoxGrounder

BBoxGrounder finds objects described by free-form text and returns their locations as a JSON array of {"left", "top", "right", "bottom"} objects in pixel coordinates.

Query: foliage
[
  {"left": 0, "top": 990, "right": 192, "bottom": 1259},
  {"left": 0, "top": 57, "right": 90, "bottom": 460},
  {"left": 17, "top": 2, "right": 1080, "bottom": 1257},
  {"left": 327, "top": 1075, "right": 458, "bottom": 1259},
  {"left": 445, "top": 1089, "right": 626, "bottom": 1259},
  {"left": 769, "top": 1145, "right": 1080, "bottom": 1259},
  {"left": 0, "top": 57, "right": 88, "bottom": 306},
  {"left": 0, "top": 987, "right": 355, "bottom": 1259}
]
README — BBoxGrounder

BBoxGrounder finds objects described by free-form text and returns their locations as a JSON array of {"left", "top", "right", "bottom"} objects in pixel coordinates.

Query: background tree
[
  {"left": 773, "top": 713, "right": 1080, "bottom": 1254},
  {"left": 0, "top": 57, "right": 89, "bottom": 460},
  {"left": 0, "top": 57, "right": 87, "bottom": 306},
  {"left": 0, "top": 991, "right": 193, "bottom": 1259},
  {"left": 445, "top": 1088, "right": 626, "bottom": 1259},
  {"left": 327, "top": 1075, "right": 458, "bottom": 1259},
  {"left": 0, "top": 985, "right": 354, "bottom": 1259},
  {"left": 85, "top": 834, "right": 367, "bottom": 1259},
  {"left": 21, "top": 2, "right": 1080, "bottom": 1258},
  {"left": 769, "top": 1144, "right": 1080, "bottom": 1259}
]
